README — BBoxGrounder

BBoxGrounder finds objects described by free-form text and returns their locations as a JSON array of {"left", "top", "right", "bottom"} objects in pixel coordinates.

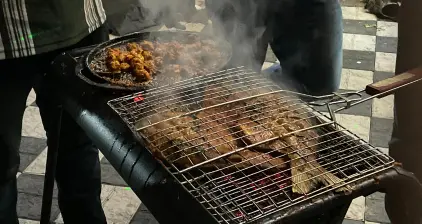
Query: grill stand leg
[
  {"left": 325, "top": 201, "right": 351, "bottom": 224},
  {"left": 288, "top": 200, "right": 351, "bottom": 224},
  {"left": 40, "top": 106, "right": 63, "bottom": 224}
]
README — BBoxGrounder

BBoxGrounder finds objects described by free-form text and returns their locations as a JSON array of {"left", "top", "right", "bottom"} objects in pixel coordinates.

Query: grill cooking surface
[{"left": 108, "top": 67, "right": 394, "bottom": 224}]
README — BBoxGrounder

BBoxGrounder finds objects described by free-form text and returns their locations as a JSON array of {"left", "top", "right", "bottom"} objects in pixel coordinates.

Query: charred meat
[
  {"left": 137, "top": 111, "right": 287, "bottom": 172},
  {"left": 202, "top": 85, "right": 351, "bottom": 194}
]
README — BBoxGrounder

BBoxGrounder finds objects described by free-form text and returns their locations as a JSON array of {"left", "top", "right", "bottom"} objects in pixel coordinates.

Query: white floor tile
[
  {"left": 22, "top": 106, "right": 46, "bottom": 139},
  {"left": 345, "top": 196, "right": 366, "bottom": 221},
  {"left": 55, "top": 214, "right": 64, "bottom": 224},
  {"left": 101, "top": 184, "right": 117, "bottom": 205},
  {"left": 376, "top": 21, "right": 398, "bottom": 37},
  {"left": 26, "top": 89, "right": 36, "bottom": 106},
  {"left": 98, "top": 150, "right": 105, "bottom": 161},
  {"left": 103, "top": 187, "right": 141, "bottom": 224},
  {"left": 343, "top": 33, "right": 376, "bottom": 51},
  {"left": 340, "top": 69, "right": 374, "bottom": 91},
  {"left": 372, "top": 95, "right": 394, "bottom": 119},
  {"left": 335, "top": 114, "right": 371, "bottom": 141},
  {"left": 342, "top": 7, "right": 377, "bottom": 21},
  {"left": 378, "top": 147, "right": 389, "bottom": 155},
  {"left": 375, "top": 52, "right": 397, "bottom": 72},
  {"left": 365, "top": 221, "right": 381, "bottom": 224},
  {"left": 19, "top": 219, "right": 40, "bottom": 224},
  {"left": 24, "top": 147, "right": 47, "bottom": 175},
  {"left": 183, "top": 22, "right": 206, "bottom": 32},
  {"left": 262, "top": 62, "right": 275, "bottom": 70}
]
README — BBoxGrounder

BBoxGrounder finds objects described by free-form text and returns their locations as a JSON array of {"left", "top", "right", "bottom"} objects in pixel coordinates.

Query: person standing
[
  {"left": 206, "top": 0, "right": 343, "bottom": 95},
  {"left": 0, "top": 0, "right": 109, "bottom": 223},
  {"left": 385, "top": 0, "right": 422, "bottom": 223}
]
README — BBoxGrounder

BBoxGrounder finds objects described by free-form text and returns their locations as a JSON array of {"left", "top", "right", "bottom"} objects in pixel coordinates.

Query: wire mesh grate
[{"left": 108, "top": 67, "right": 394, "bottom": 224}]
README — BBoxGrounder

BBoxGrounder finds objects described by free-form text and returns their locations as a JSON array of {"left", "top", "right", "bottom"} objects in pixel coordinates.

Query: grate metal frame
[{"left": 108, "top": 67, "right": 394, "bottom": 224}]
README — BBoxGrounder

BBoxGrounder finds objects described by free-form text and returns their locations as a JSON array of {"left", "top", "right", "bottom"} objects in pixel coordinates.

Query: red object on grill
[{"left": 134, "top": 94, "right": 144, "bottom": 102}]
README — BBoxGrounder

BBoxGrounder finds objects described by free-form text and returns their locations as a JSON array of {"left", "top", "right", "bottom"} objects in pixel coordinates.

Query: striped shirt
[{"left": 0, "top": 0, "right": 107, "bottom": 60}]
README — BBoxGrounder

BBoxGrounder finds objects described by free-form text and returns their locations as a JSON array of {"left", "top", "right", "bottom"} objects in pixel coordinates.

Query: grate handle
[
  {"left": 365, "top": 66, "right": 422, "bottom": 97},
  {"left": 326, "top": 66, "right": 422, "bottom": 114}
]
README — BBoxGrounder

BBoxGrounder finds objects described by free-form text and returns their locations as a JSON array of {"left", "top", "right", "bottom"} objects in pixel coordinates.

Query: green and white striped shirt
[{"left": 0, "top": 0, "right": 107, "bottom": 59}]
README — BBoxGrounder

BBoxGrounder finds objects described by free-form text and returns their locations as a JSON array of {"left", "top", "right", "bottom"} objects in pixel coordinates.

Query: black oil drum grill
[
  {"left": 39, "top": 37, "right": 422, "bottom": 224},
  {"left": 107, "top": 67, "right": 399, "bottom": 224}
]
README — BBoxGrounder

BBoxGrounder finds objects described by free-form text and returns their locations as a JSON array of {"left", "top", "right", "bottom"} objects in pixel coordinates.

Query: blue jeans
[{"left": 207, "top": 0, "right": 343, "bottom": 95}]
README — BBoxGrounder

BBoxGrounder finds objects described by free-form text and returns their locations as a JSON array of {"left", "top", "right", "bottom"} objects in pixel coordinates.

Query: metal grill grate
[{"left": 108, "top": 67, "right": 394, "bottom": 224}]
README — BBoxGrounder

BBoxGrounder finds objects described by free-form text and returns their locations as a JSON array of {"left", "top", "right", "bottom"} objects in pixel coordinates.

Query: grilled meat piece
[
  {"left": 137, "top": 112, "right": 227, "bottom": 169},
  {"left": 137, "top": 110, "right": 287, "bottom": 172},
  {"left": 196, "top": 111, "right": 287, "bottom": 171},
  {"left": 202, "top": 85, "right": 351, "bottom": 194}
]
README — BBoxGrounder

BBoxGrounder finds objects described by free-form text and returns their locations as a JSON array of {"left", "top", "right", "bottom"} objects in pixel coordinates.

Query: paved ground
[{"left": 17, "top": 1, "right": 396, "bottom": 223}]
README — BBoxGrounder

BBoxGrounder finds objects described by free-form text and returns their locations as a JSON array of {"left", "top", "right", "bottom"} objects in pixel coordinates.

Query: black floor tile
[
  {"left": 19, "top": 153, "right": 38, "bottom": 172},
  {"left": 342, "top": 219, "right": 364, "bottom": 224},
  {"left": 343, "top": 50, "right": 375, "bottom": 71},
  {"left": 343, "top": 20, "right": 377, "bottom": 35},
  {"left": 101, "top": 163, "right": 128, "bottom": 186},
  {"left": 370, "top": 117, "right": 394, "bottom": 148},
  {"left": 17, "top": 173, "right": 58, "bottom": 198},
  {"left": 373, "top": 71, "right": 394, "bottom": 83},
  {"left": 20, "top": 136, "right": 47, "bottom": 155},
  {"left": 130, "top": 206, "right": 159, "bottom": 224},
  {"left": 376, "top": 36, "right": 398, "bottom": 53},
  {"left": 365, "top": 196, "right": 391, "bottom": 223},
  {"left": 17, "top": 193, "right": 60, "bottom": 221}
]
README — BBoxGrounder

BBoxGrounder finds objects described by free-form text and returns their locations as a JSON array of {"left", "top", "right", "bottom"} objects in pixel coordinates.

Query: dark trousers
[
  {"left": 206, "top": 0, "right": 343, "bottom": 95},
  {"left": 385, "top": 0, "right": 422, "bottom": 223},
  {"left": 0, "top": 26, "right": 109, "bottom": 223}
]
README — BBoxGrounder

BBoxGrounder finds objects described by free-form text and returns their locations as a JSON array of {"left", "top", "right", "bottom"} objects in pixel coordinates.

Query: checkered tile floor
[{"left": 17, "top": 2, "right": 396, "bottom": 224}]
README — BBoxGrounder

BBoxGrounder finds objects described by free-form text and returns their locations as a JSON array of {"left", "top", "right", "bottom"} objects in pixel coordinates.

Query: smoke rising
[{"left": 137, "top": 0, "right": 270, "bottom": 72}]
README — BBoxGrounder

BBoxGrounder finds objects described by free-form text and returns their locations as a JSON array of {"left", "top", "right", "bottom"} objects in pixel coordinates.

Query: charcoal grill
[
  {"left": 107, "top": 67, "right": 422, "bottom": 223},
  {"left": 40, "top": 46, "right": 422, "bottom": 224}
]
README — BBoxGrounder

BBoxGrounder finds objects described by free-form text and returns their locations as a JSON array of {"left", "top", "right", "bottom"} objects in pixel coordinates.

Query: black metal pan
[{"left": 84, "top": 30, "right": 232, "bottom": 92}]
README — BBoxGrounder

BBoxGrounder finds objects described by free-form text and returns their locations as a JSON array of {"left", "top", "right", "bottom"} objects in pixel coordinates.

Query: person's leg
[
  {"left": 385, "top": 0, "right": 422, "bottom": 223},
  {"left": 34, "top": 26, "right": 109, "bottom": 223},
  {"left": 269, "top": 0, "right": 343, "bottom": 95},
  {"left": 0, "top": 58, "right": 38, "bottom": 224}
]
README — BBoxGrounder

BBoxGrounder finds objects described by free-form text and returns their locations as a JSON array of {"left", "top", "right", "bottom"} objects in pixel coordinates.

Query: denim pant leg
[{"left": 269, "top": 0, "right": 343, "bottom": 95}]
